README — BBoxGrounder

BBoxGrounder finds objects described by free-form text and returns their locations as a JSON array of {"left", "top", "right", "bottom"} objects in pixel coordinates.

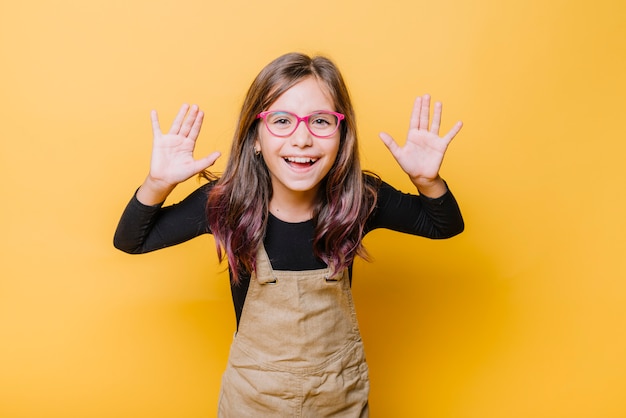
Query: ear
[{"left": 254, "top": 139, "right": 261, "bottom": 154}]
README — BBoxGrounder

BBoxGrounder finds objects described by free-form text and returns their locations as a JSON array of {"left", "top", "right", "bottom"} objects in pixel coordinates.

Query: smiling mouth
[{"left": 284, "top": 157, "right": 318, "bottom": 167}]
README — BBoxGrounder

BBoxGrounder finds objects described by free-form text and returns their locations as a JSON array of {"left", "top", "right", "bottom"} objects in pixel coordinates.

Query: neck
[{"left": 269, "top": 189, "right": 318, "bottom": 223}]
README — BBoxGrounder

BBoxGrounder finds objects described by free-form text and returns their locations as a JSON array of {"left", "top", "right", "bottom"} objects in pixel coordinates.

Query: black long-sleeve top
[{"left": 114, "top": 178, "right": 464, "bottom": 326}]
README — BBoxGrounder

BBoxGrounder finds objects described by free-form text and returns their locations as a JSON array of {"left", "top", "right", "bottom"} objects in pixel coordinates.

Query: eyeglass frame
[{"left": 256, "top": 110, "right": 345, "bottom": 138}]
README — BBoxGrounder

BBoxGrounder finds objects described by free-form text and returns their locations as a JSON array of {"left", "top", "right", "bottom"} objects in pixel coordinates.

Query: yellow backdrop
[{"left": 2, "top": 0, "right": 625, "bottom": 416}]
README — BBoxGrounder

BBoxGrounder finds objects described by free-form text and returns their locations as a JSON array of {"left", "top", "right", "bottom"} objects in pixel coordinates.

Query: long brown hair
[{"left": 207, "top": 52, "right": 378, "bottom": 283}]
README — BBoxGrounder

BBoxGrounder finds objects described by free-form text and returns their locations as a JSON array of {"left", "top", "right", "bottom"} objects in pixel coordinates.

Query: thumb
[
  {"left": 192, "top": 151, "right": 221, "bottom": 173},
  {"left": 378, "top": 132, "right": 401, "bottom": 158}
]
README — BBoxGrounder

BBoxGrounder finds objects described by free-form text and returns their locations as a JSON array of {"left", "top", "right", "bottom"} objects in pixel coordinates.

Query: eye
[
  {"left": 310, "top": 113, "right": 335, "bottom": 127},
  {"left": 268, "top": 112, "right": 293, "bottom": 126}
]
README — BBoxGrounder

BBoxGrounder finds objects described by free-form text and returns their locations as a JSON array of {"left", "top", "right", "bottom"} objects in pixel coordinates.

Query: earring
[{"left": 254, "top": 148, "right": 261, "bottom": 156}]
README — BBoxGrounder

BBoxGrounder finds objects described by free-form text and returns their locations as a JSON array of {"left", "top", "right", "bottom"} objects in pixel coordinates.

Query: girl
[{"left": 114, "top": 52, "right": 464, "bottom": 417}]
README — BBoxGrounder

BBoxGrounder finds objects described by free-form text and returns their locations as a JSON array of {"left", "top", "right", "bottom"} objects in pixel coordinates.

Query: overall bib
[{"left": 218, "top": 246, "right": 370, "bottom": 417}]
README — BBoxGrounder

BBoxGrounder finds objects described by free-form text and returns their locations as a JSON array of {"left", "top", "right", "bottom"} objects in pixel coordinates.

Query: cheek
[
  {"left": 328, "top": 139, "right": 341, "bottom": 162},
  {"left": 322, "top": 142, "right": 342, "bottom": 176},
  {"left": 328, "top": 137, "right": 351, "bottom": 172}
]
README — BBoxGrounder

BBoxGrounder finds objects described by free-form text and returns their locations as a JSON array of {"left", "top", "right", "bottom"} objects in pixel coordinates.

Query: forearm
[
  {"left": 113, "top": 183, "right": 213, "bottom": 254},
  {"left": 417, "top": 188, "right": 464, "bottom": 238},
  {"left": 367, "top": 180, "right": 464, "bottom": 239},
  {"left": 113, "top": 192, "right": 163, "bottom": 253}
]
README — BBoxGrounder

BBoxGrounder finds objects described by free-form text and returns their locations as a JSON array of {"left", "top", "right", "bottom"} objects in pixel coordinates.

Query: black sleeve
[
  {"left": 113, "top": 183, "right": 213, "bottom": 254},
  {"left": 365, "top": 180, "right": 464, "bottom": 239}
]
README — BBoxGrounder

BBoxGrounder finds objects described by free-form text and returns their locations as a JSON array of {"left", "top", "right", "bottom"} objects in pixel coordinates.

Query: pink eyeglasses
[{"left": 256, "top": 110, "right": 345, "bottom": 138}]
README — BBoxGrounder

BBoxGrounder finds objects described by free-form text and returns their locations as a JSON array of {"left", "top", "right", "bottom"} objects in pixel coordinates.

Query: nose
[{"left": 290, "top": 120, "right": 313, "bottom": 148}]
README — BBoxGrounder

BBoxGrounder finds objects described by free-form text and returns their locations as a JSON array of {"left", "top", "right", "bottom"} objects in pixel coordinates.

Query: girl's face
[{"left": 255, "top": 76, "right": 341, "bottom": 205}]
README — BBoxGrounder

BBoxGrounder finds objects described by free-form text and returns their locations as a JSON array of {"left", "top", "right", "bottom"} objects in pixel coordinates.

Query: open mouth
[{"left": 284, "top": 157, "right": 318, "bottom": 167}]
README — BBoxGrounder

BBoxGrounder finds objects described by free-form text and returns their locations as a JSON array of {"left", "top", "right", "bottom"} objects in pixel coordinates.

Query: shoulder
[
  {"left": 362, "top": 170, "right": 382, "bottom": 188},
  {"left": 185, "top": 179, "right": 217, "bottom": 201},
  {"left": 361, "top": 171, "right": 400, "bottom": 202}
]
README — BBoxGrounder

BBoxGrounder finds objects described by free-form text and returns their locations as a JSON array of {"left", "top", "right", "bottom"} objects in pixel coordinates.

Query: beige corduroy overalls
[{"left": 217, "top": 246, "right": 370, "bottom": 417}]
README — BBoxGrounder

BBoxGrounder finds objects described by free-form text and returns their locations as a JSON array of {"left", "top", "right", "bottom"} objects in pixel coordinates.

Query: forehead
[{"left": 267, "top": 76, "right": 335, "bottom": 112}]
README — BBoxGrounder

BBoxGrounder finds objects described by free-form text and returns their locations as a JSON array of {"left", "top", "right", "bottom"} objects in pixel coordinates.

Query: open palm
[
  {"left": 149, "top": 104, "right": 220, "bottom": 187},
  {"left": 379, "top": 94, "right": 462, "bottom": 186}
]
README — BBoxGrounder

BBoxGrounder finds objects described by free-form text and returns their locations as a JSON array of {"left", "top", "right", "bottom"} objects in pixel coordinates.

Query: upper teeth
[{"left": 286, "top": 157, "right": 316, "bottom": 164}]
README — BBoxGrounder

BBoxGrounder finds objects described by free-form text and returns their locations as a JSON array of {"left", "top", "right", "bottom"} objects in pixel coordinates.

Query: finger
[
  {"left": 187, "top": 110, "right": 204, "bottom": 141},
  {"left": 442, "top": 121, "right": 463, "bottom": 143},
  {"left": 179, "top": 104, "right": 200, "bottom": 137},
  {"left": 430, "top": 101, "right": 443, "bottom": 135},
  {"left": 409, "top": 96, "right": 422, "bottom": 131},
  {"left": 151, "top": 110, "right": 162, "bottom": 136},
  {"left": 378, "top": 132, "right": 402, "bottom": 159},
  {"left": 168, "top": 104, "right": 190, "bottom": 135},
  {"left": 419, "top": 94, "right": 431, "bottom": 130},
  {"left": 191, "top": 151, "right": 222, "bottom": 174}
]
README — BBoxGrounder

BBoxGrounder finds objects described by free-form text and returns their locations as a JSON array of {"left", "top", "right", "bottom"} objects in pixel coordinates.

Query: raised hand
[
  {"left": 137, "top": 104, "right": 221, "bottom": 205},
  {"left": 379, "top": 94, "right": 462, "bottom": 197}
]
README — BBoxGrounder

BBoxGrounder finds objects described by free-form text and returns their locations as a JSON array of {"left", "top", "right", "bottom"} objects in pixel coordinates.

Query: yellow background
[{"left": 1, "top": 0, "right": 625, "bottom": 416}]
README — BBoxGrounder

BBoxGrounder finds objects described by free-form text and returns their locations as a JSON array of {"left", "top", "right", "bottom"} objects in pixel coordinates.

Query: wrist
[
  {"left": 136, "top": 175, "right": 176, "bottom": 206},
  {"left": 411, "top": 175, "right": 447, "bottom": 198}
]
